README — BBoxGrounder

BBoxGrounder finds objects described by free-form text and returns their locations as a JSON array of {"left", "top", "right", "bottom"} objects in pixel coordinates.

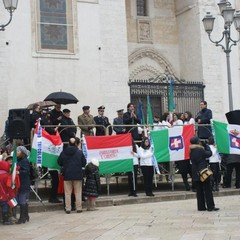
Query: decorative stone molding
[
  {"left": 137, "top": 19, "right": 153, "bottom": 43},
  {"left": 129, "top": 47, "right": 179, "bottom": 82},
  {"left": 130, "top": 65, "right": 162, "bottom": 80}
]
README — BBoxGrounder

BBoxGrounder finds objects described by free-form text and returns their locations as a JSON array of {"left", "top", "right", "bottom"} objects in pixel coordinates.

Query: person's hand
[{"left": 198, "top": 119, "right": 201, "bottom": 123}]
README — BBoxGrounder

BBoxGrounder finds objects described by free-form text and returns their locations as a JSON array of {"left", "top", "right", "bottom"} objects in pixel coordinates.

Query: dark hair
[
  {"left": 141, "top": 137, "right": 150, "bottom": 149},
  {"left": 184, "top": 111, "right": 192, "bottom": 121},
  {"left": 201, "top": 100, "right": 207, "bottom": 106},
  {"left": 190, "top": 136, "right": 200, "bottom": 144},
  {"left": 127, "top": 103, "right": 133, "bottom": 109},
  {"left": 162, "top": 112, "right": 169, "bottom": 121}
]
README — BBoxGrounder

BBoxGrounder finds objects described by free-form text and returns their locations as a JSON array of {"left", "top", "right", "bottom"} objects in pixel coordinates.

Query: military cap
[
  {"left": 117, "top": 109, "right": 124, "bottom": 113},
  {"left": 82, "top": 106, "right": 90, "bottom": 110},
  {"left": 98, "top": 105, "right": 105, "bottom": 110},
  {"left": 62, "top": 108, "right": 71, "bottom": 113}
]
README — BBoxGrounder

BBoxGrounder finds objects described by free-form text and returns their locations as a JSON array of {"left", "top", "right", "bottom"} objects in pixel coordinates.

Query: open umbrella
[
  {"left": 44, "top": 91, "right": 79, "bottom": 105},
  {"left": 27, "top": 100, "right": 57, "bottom": 110}
]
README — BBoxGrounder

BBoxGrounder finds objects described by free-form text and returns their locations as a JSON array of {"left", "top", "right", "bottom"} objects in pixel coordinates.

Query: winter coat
[
  {"left": 190, "top": 144, "right": 212, "bottom": 181},
  {"left": 17, "top": 156, "right": 30, "bottom": 193},
  {"left": 83, "top": 162, "right": 101, "bottom": 197},
  {"left": 222, "top": 154, "right": 240, "bottom": 165},
  {"left": 0, "top": 161, "right": 15, "bottom": 202},
  {"left": 57, "top": 146, "right": 86, "bottom": 181}
]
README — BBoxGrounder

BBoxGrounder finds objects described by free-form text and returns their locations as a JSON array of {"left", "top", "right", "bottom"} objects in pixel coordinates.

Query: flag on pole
[
  {"left": 29, "top": 121, "right": 63, "bottom": 169},
  {"left": 168, "top": 79, "right": 175, "bottom": 125},
  {"left": 7, "top": 198, "right": 18, "bottom": 208},
  {"left": 147, "top": 95, "right": 153, "bottom": 125},
  {"left": 83, "top": 133, "right": 133, "bottom": 174},
  {"left": 150, "top": 124, "right": 194, "bottom": 162},
  {"left": 213, "top": 120, "right": 240, "bottom": 154}
]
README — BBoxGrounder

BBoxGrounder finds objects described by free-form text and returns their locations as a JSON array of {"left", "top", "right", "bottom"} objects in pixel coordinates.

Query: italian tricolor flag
[
  {"left": 29, "top": 121, "right": 63, "bottom": 169},
  {"left": 83, "top": 133, "right": 133, "bottom": 174},
  {"left": 213, "top": 120, "right": 240, "bottom": 154},
  {"left": 150, "top": 124, "right": 194, "bottom": 162}
]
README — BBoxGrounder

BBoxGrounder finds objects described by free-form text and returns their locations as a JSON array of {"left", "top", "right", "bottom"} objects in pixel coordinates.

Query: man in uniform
[
  {"left": 94, "top": 106, "right": 112, "bottom": 136},
  {"left": 78, "top": 106, "right": 95, "bottom": 136},
  {"left": 113, "top": 109, "right": 126, "bottom": 134},
  {"left": 59, "top": 109, "right": 77, "bottom": 146}
]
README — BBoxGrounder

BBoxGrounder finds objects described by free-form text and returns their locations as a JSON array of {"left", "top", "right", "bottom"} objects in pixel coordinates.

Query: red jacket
[{"left": 0, "top": 161, "right": 16, "bottom": 202}]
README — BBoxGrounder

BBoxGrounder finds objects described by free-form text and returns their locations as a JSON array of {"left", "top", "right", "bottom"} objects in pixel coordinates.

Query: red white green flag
[
  {"left": 29, "top": 121, "right": 63, "bottom": 169},
  {"left": 150, "top": 125, "right": 194, "bottom": 162},
  {"left": 83, "top": 133, "right": 133, "bottom": 174}
]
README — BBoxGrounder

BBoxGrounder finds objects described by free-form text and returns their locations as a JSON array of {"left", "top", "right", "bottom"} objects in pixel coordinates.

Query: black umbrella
[{"left": 44, "top": 91, "right": 79, "bottom": 105}]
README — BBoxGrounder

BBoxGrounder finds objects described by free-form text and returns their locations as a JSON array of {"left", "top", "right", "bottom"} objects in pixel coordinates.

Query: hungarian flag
[
  {"left": 150, "top": 125, "right": 194, "bottom": 162},
  {"left": 213, "top": 120, "right": 240, "bottom": 154},
  {"left": 29, "top": 121, "right": 63, "bottom": 169},
  {"left": 83, "top": 133, "right": 133, "bottom": 174}
]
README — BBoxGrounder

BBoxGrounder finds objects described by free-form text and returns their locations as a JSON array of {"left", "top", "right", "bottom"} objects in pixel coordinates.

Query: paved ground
[{"left": 1, "top": 194, "right": 240, "bottom": 240}]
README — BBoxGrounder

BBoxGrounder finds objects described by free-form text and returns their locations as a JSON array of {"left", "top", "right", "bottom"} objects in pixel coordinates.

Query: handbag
[{"left": 199, "top": 167, "right": 213, "bottom": 182}]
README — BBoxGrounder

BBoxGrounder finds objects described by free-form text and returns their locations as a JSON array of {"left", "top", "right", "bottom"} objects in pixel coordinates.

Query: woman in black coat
[{"left": 190, "top": 136, "right": 219, "bottom": 211}]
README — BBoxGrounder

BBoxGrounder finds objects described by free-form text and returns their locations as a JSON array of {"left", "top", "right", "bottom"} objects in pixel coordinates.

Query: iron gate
[{"left": 129, "top": 79, "right": 205, "bottom": 120}]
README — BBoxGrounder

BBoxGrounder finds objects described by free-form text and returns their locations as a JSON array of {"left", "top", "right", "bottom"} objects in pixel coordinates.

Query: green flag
[{"left": 147, "top": 95, "right": 153, "bottom": 125}]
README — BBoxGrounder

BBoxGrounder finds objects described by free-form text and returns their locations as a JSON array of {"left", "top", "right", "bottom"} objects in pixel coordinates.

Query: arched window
[{"left": 137, "top": 0, "right": 147, "bottom": 16}]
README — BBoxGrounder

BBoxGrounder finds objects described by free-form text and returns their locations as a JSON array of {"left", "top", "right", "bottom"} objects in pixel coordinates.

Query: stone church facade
[{"left": 0, "top": 0, "right": 239, "bottom": 134}]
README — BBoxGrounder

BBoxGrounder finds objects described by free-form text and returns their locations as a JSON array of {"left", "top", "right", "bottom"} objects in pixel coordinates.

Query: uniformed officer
[
  {"left": 94, "top": 106, "right": 112, "bottom": 136},
  {"left": 78, "top": 106, "right": 95, "bottom": 136},
  {"left": 113, "top": 109, "right": 126, "bottom": 134}
]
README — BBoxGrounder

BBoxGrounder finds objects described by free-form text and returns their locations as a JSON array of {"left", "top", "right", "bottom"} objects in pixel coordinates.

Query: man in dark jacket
[
  {"left": 58, "top": 138, "right": 86, "bottom": 214},
  {"left": 195, "top": 101, "right": 212, "bottom": 140},
  {"left": 123, "top": 103, "right": 141, "bottom": 142},
  {"left": 190, "top": 136, "right": 219, "bottom": 212}
]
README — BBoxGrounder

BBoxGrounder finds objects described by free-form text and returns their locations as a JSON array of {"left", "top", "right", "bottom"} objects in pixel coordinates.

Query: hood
[
  {"left": 0, "top": 161, "right": 10, "bottom": 172},
  {"left": 63, "top": 146, "right": 78, "bottom": 156},
  {"left": 190, "top": 144, "right": 204, "bottom": 150}
]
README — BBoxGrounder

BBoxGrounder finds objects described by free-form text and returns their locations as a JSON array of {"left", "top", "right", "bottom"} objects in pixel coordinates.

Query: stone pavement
[{"left": 1, "top": 194, "right": 240, "bottom": 240}]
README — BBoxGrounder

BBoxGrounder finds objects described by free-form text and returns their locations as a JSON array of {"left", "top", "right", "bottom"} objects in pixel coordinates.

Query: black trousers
[
  {"left": 195, "top": 179, "right": 215, "bottom": 210},
  {"left": 141, "top": 166, "right": 154, "bottom": 195},
  {"left": 128, "top": 165, "right": 138, "bottom": 194},
  {"left": 49, "top": 170, "right": 59, "bottom": 200},
  {"left": 209, "top": 163, "right": 220, "bottom": 188}
]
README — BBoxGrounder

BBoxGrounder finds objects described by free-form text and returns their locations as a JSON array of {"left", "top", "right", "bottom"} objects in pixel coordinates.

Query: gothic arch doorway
[{"left": 128, "top": 48, "right": 204, "bottom": 119}]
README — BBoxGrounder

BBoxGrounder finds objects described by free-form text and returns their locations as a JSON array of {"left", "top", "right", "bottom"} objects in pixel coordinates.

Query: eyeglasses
[{"left": 99, "top": 110, "right": 104, "bottom": 112}]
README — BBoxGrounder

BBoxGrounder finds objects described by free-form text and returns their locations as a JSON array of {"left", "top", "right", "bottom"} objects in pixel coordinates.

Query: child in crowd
[
  {"left": 0, "top": 161, "right": 16, "bottom": 225},
  {"left": 208, "top": 136, "right": 221, "bottom": 192},
  {"left": 83, "top": 158, "right": 101, "bottom": 211}
]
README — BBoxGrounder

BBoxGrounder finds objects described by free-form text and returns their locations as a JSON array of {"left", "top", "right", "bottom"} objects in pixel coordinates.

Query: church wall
[{"left": 0, "top": 0, "right": 130, "bottom": 134}]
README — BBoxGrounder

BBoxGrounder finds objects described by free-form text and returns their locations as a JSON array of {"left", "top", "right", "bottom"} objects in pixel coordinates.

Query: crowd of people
[{"left": 1, "top": 99, "right": 240, "bottom": 223}]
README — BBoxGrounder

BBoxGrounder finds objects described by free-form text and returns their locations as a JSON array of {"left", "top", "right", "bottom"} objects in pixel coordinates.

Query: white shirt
[
  {"left": 137, "top": 147, "right": 154, "bottom": 166},
  {"left": 184, "top": 118, "right": 195, "bottom": 125},
  {"left": 161, "top": 120, "right": 171, "bottom": 128},
  {"left": 173, "top": 119, "right": 183, "bottom": 126},
  {"left": 209, "top": 145, "right": 221, "bottom": 163}
]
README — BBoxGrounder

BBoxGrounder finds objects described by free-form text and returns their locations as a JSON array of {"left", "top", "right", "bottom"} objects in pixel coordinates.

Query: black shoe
[
  {"left": 207, "top": 207, "right": 219, "bottom": 212},
  {"left": 128, "top": 192, "right": 134, "bottom": 196},
  {"left": 65, "top": 211, "right": 71, "bottom": 214},
  {"left": 133, "top": 193, "right": 138, "bottom": 197},
  {"left": 49, "top": 198, "right": 62, "bottom": 203},
  {"left": 198, "top": 208, "right": 207, "bottom": 211},
  {"left": 76, "top": 210, "right": 82, "bottom": 213}
]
